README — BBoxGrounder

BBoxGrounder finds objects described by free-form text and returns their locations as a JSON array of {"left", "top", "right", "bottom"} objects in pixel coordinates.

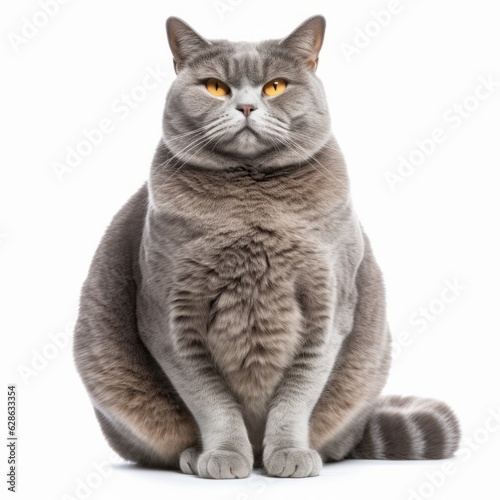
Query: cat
[{"left": 73, "top": 15, "right": 460, "bottom": 479}]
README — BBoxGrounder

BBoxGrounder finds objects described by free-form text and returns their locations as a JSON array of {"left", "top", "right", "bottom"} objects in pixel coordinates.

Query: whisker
[
  {"left": 269, "top": 132, "right": 344, "bottom": 187},
  {"left": 263, "top": 114, "right": 339, "bottom": 152},
  {"left": 159, "top": 124, "right": 229, "bottom": 185},
  {"left": 158, "top": 122, "right": 228, "bottom": 172},
  {"left": 164, "top": 116, "right": 228, "bottom": 144}
]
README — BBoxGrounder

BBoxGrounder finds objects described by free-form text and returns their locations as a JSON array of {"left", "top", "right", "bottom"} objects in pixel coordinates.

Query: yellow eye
[
  {"left": 263, "top": 78, "right": 287, "bottom": 96},
  {"left": 206, "top": 78, "right": 230, "bottom": 96}
]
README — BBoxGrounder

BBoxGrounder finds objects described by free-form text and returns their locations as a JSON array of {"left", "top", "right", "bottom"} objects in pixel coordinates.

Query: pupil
[
  {"left": 215, "top": 82, "right": 219, "bottom": 91},
  {"left": 273, "top": 82, "right": 278, "bottom": 91}
]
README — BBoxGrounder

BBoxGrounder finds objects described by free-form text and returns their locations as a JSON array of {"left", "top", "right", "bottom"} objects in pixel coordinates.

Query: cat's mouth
[
  {"left": 216, "top": 122, "right": 272, "bottom": 156},
  {"left": 234, "top": 124, "right": 260, "bottom": 138}
]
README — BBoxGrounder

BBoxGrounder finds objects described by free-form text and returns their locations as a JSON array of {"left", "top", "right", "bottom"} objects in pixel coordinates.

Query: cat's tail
[{"left": 349, "top": 395, "right": 460, "bottom": 460}]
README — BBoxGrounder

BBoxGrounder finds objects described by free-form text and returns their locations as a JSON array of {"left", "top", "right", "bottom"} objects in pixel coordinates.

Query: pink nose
[{"left": 237, "top": 105, "right": 256, "bottom": 118}]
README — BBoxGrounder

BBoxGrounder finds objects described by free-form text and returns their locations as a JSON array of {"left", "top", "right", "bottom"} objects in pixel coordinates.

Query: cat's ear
[
  {"left": 166, "top": 17, "right": 210, "bottom": 73},
  {"left": 280, "top": 15, "right": 326, "bottom": 71}
]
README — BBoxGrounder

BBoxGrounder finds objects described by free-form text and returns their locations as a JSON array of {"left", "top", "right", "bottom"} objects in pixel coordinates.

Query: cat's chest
[
  {"left": 173, "top": 174, "right": 323, "bottom": 285},
  {"left": 160, "top": 170, "right": 335, "bottom": 407},
  {"left": 201, "top": 221, "right": 317, "bottom": 408}
]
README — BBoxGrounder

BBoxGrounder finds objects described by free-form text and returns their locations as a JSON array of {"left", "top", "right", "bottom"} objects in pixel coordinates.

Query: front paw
[
  {"left": 264, "top": 448, "right": 322, "bottom": 478},
  {"left": 179, "top": 447, "right": 200, "bottom": 475},
  {"left": 197, "top": 449, "right": 253, "bottom": 479}
]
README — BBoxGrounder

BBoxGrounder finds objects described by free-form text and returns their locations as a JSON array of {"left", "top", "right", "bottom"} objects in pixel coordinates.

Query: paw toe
[
  {"left": 179, "top": 447, "right": 199, "bottom": 475},
  {"left": 198, "top": 450, "right": 252, "bottom": 479},
  {"left": 265, "top": 448, "right": 322, "bottom": 478}
]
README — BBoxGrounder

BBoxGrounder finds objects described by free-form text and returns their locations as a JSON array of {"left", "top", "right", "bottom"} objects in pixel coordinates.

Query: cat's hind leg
[
  {"left": 310, "top": 237, "right": 460, "bottom": 462},
  {"left": 73, "top": 186, "right": 198, "bottom": 468},
  {"left": 84, "top": 350, "right": 198, "bottom": 469},
  {"left": 309, "top": 234, "right": 392, "bottom": 461}
]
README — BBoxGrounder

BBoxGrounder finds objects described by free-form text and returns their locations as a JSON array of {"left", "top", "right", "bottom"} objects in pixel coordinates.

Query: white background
[{"left": 1, "top": 0, "right": 499, "bottom": 499}]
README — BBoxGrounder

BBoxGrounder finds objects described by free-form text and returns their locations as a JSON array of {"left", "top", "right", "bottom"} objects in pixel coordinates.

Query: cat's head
[{"left": 162, "top": 16, "right": 331, "bottom": 169}]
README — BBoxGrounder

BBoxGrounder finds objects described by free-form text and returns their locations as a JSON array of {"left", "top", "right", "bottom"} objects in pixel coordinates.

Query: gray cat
[{"left": 73, "top": 16, "right": 460, "bottom": 479}]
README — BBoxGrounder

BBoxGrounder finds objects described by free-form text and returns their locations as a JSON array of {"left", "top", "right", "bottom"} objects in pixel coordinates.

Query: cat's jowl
[{"left": 73, "top": 16, "right": 460, "bottom": 479}]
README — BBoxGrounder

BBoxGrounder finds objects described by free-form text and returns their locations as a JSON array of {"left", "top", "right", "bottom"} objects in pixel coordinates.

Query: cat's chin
[{"left": 216, "top": 127, "right": 274, "bottom": 159}]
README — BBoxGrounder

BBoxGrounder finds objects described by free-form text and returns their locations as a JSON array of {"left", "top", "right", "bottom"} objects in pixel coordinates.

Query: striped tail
[{"left": 350, "top": 395, "right": 460, "bottom": 460}]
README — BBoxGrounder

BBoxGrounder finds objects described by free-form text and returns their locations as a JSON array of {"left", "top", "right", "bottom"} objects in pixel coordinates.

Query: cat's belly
[
  {"left": 202, "top": 228, "right": 308, "bottom": 448},
  {"left": 208, "top": 285, "right": 302, "bottom": 401},
  {"left": 208, "top": 286, "right": 302, "bottom": 452}
]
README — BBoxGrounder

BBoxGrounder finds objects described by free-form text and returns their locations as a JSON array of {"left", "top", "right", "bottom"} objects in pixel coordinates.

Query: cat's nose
[{"left": 236, "top": 104, "right": 256, "bottom": 118}]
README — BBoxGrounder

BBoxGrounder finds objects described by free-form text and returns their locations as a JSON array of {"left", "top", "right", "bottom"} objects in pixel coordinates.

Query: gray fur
[{"left": 73, "top": 16, "right": 460, "bottom": 479}]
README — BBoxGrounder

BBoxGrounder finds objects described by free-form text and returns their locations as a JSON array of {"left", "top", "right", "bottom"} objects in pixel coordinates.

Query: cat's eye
[
  {"left": 263, "top": 78, "right": 287, "bottom": 97},
  {"left": 205, "top": 78, "right": 230, "bottom": 97}
]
